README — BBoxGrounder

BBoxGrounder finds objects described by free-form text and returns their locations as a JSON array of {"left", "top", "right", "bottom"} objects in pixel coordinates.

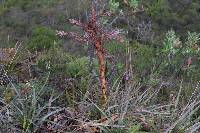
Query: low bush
[{"left": 27, "top": 26, "right": 59, "bottom": 51}]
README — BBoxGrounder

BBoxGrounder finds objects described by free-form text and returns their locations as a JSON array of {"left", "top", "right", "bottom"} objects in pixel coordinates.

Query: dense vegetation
[{"left": 0, "top": 0, "right": 199, "bottom": 132}]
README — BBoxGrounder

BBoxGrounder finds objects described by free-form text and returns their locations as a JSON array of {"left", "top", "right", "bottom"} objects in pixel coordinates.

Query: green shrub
[
  {"left": 132, "top": 42, "right": 156, "bottom": 77},
  {"left": 37, "top": 48, "right": 92, "bottom": 78},
  {"left": 109, "top": 0, "right": 120, "bottom": 12},
  {"left": 0, "top": 0, "right": 16, "bottom": 15},
  {"left": 66, "top": 57, "right": 89, "bottom": 78},
  {"left": 105, "top": 41, "right": 126, "bottom": 55},
  {"left": 27, "top": 26, "right": 59, "bottom": 51},
  {"left": 145, "top": 0, "right": 168, "bottom": 19},
  {"left": 36, "top": 47, "right": 72, "bottom": 72},
  {"left": 161, "top": 30, "right": 200, "bottom": 80},
  {"left": 16, "top": 0, "right": 33, "bottom": 11}
]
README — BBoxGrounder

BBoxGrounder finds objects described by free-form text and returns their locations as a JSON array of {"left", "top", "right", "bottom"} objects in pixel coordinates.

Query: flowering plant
[{"left": 57, "top": 3, "right": 124, "bottom": 106}]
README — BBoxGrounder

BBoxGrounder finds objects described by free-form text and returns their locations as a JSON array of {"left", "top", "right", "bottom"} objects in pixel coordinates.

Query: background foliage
[{"left": 0, "top": 0, "right": 199, "bottom": 132}]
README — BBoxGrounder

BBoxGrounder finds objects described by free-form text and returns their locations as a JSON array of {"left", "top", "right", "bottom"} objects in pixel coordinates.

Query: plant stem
[{"left": 94, "top": 39, "right": 107, "bottom": 106}]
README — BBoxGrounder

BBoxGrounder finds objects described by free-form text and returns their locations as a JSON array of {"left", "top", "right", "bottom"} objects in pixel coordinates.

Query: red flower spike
[{"left": 57, "top": 4, "right": 124, "bottom": 107}]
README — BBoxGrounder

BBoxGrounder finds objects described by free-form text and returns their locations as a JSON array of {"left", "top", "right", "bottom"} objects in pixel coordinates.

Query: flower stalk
[{"left": 57, "top": 4, "right": 123, "bottom": 106}]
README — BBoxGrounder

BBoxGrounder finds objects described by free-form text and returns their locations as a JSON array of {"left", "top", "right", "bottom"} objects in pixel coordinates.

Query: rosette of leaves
[
  {"left": 184, "top": 31, "right": 200, "bottom": 54},
  {"left": 163, "top": 30, "right": 181, "bottom": 55}
]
